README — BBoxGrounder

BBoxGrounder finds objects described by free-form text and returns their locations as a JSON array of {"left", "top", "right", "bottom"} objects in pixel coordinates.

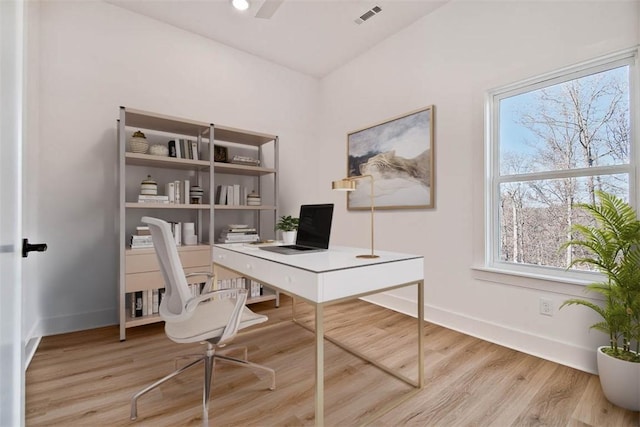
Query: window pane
[
  {"left": 499, "top": 66, "right": 630, "bottom": 176},
  {"left": 499, "top": 174, "right": 629, "bottom": 270}
]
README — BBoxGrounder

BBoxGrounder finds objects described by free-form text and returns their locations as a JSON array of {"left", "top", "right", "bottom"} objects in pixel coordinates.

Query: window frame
[{"left": 484, "top": 48, "right": 639, "bottom": 282}]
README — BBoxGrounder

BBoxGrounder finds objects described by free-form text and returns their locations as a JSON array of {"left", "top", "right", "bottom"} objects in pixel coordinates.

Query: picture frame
[
  {"left": 346, "top": 105, "right": 435, "bottom": 210},
  {"left": 214, "top": 145, "right": 228, "bottom": 163}
]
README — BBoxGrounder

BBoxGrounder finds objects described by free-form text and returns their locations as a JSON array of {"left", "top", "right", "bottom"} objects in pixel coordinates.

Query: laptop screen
[{"left": 295, "top": 204, "right": 334, "bottom": 249}]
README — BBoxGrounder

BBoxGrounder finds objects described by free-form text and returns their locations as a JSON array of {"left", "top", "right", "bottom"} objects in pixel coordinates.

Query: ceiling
[{"left": 106, "top": 0, "right": 449, "bottom": 78}]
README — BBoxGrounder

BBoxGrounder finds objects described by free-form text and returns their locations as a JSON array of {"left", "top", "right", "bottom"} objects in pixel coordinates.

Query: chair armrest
[
  {"left": 183, "top": 288, "right": 248, "bottom": 345},
  {"left": 184, "top": 287, "right": 245, "bottom": 312},
  {"left": 185, "top": 271, "right": 214, "bottom": 293}
]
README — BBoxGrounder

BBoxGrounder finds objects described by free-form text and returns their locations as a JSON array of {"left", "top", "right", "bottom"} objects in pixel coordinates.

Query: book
[
  {"left": 219, "top": 233, "right": 258, "bottom": 241},
  {"left": 230, "top": 155, "right": 260, "bottom": 166},
  {"left": 172, "top": 221, "right": 182, "bottom": 246},
  {"left": 135, "top": 291, "right": 143, "bottom": 317},
  {"left": 165, "top": 182, "right": 175, "bottom": 204},
  {"left": 183, "top": 180, "right": 190, "bottom": 205},
  {"left": 216, "top": 185, "right": 227, "bottom": 205},
  {"left": 223, "top": 227, "right": 257, "bottom": 233},
  {"left": 233, "top": 184, "right": 241, "bottom": 205},
  {"left": 152, "top": 289, "right": 159, "bottom": 314},
  {"left": 148, "top": 290, "right": 153, "bottom": 315},
  {"left": 135, "top": 225, "right": 150, "bottom": 235},
  {"left": 191, "top": 140, "right": 199, "bottom": 160},
  {"left": 219, "top": 234, "right": 260, "bottom": 243},
  {"left": 187, "top": 139, "right": 193, "bottom": 159},
  {"left": 174, "top": 180, "right": 181, "bottom": 204},
  {"left": 226, "top": 186, "right": 234, "bottom": 206},
  {"left": 130, "top": 234, "right": 153, "bottom": 248},
  {"left": 138, "top": 195, "right": 169, "bottom": 201},
  {"left": 130, "top": 293, "right": 136, "bottom": 318},
  {"left": 137, "top": 195, "right": 169, "bottom": 203}
]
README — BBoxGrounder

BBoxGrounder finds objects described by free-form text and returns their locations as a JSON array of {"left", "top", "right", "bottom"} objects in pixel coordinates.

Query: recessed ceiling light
[{"left": 231, "top": 0, "right": 250, "bottom": 11}]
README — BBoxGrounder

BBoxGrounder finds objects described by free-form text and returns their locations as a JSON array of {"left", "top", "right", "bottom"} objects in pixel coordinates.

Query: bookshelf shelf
[
  {"left": 247, "top": 292, "right": 279, "bottom": 305},
  {"left": 213, "top": 204, "right": 276, "bottom": 210},
  {"left": 125, "top": 314, "right": 162, "bottom": 328},
  {"left": 214, "top": 162, "right": 276, "bottom": 176},
  {"left": 126, "top": 152, "right": 210, "bottom": 170},
  {"left": 125, "top": 203, "right": 212, "bottom": 209}
]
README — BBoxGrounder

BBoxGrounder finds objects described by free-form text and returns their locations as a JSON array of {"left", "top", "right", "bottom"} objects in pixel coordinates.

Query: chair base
[{"left": 130, "top": 346, "right": 275, "bottom": 421}]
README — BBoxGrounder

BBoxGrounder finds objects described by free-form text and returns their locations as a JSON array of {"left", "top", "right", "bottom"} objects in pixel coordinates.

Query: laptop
[{"left": 260, "top": 204, "right": 334, "bottom": 255}]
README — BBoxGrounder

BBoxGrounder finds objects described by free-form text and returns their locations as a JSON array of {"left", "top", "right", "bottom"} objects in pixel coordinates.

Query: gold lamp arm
[{"left": 332, "top": 174, "right": 378, "bottom": 259}]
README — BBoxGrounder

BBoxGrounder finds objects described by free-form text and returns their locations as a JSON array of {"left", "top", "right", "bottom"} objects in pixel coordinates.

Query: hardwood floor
[{"left": 26, "top": 296, "right": 639, "bottom": 426}]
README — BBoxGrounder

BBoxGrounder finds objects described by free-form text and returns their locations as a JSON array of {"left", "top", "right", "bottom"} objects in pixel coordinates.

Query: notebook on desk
[{"left": 260, "top": 204, "right": 334, "bottom": 255}]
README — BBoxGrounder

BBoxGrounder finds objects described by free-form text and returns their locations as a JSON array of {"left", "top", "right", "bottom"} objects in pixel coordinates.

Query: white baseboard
[
  {"left": 25, "top": 336, "right": 41, "bottom": 369},
  {"left": 37, "top": 308, "right": 117, "bottom": 337},
  {"left": 362, "top": 293, "right": 597, "bottom": 375}
]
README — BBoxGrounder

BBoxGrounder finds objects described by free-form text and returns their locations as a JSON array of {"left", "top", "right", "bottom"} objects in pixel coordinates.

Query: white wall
[
  {"left": 31, "top": 1, "right": 319, "bottom": 336},
  {"left": 320, "top": 0, "right": 639, "bottom": 373}
]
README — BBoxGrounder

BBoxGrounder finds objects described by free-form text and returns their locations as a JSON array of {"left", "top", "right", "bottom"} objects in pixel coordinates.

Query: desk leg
[
  {"left": 315, "top": 303, "right": 324, "bottom": 426},
  {"left": 417, "top": 280, "right": 424, "bottom": 388}
]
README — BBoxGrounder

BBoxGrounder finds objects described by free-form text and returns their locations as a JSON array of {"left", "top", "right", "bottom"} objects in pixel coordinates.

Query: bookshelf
[{"left": 118, "top": 107, "right": 279, "bottom": 340}]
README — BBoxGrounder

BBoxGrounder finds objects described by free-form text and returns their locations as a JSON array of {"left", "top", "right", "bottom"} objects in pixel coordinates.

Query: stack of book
[
  {"left": 215, "top": 184, "right": 249, "bottom": 206},
  {"left": 164, "top": 180, "right": 191, "bottom": 204},
  {"left": 169, "top": 221, "right": 183, "bottom": 246},
  {"left": 137, "top": 194, "right": 169, "bottom": 204},
  {"left": 129, "top": 288, "right": 165, "bottom": 318},
  {"left": 168, "top": 139, "right": 199, "bottom": 160},
  {"left": 130, "top": 225, "right": 154, "bottom": 249},
  {"left": 230, "top": 155, "right": 260, "bottom": 166},
  {"left": 218, "top": 225, "right": 260, "bottom": 243},
  {"left": 217, "top": 277, "right": 263, "bottom": 298}
]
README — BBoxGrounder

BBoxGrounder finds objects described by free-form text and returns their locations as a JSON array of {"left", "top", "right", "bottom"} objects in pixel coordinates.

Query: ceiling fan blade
[{"left": 255, "top": 0, "right": 284, "bottom": 19}]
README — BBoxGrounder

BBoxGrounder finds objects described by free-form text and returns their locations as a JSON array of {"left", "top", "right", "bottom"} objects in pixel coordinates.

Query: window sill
[{"left": 472, "top": 265, "right": 600, "bottom": 297}]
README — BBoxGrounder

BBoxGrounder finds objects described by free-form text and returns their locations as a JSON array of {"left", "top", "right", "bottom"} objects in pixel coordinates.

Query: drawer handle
[
  {"left": 285, "top": 276, "right": 292, "bottom": 283},
  {"left": 217, "top": 254, "right": 226, "bottom": 260},
  {"left": 246, "top": 263, "right": 252, "bottom": 270}
]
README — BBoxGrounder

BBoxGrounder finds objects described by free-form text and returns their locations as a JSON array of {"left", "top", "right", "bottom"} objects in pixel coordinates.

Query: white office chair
[{"left": 130, "top": 216, "right": 275, "bottom": 421}]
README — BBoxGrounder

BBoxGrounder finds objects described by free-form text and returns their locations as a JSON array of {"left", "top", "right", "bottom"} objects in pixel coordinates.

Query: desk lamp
[{"left": 332, "top": 175, "right": 379, "bottom": 259}]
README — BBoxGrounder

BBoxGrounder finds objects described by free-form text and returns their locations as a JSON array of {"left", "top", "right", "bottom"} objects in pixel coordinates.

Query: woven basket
[{"left": 129, "top": 136, "right": 149, "bottom": 154}]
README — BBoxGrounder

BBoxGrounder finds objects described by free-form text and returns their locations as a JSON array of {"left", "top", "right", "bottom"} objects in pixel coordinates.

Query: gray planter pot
[{"left": 596, "top": 345, "right": 640, "bottom": 411}]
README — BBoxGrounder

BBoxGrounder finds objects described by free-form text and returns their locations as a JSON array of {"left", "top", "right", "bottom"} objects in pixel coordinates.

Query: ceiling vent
[{"left": 354, "top": 6, "right": 382, "bottom": 25}]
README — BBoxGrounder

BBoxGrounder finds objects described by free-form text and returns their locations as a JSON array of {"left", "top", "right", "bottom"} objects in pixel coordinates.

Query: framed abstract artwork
[{"left": 347, "top": 106, "right": 435, "bottom": 210}]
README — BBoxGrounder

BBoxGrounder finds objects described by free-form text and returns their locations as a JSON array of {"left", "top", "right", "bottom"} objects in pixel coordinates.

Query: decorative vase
[
  {"left": 128, "top": 130, "right": 148, "bottom": 154},
  {"left": 596, "top": 346, "right": 640, "bottom": 411},
  {"left": 140, "top": 175, "right": 157, "bottom": 196},
  {"left": 282, "top": 231, "right": 296, "bottom": 244}
]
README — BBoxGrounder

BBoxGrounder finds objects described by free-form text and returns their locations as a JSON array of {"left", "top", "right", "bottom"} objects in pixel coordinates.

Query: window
[{"left": 486, "top": 50, "right": 637, "bottom": 278}]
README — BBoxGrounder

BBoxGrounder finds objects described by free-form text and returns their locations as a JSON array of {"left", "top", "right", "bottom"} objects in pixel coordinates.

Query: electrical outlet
[{"left": 539, "top": 298, "right": 553, "bottom": 316}]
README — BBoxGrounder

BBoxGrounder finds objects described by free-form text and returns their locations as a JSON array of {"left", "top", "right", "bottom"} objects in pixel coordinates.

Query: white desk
[{"left": 214, "top": 244, "right": 425, "bottom": 426}]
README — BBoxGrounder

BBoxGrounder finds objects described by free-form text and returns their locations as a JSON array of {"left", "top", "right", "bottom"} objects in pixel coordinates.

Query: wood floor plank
[{"left": 26, "top": 296, "right": 639, "bottom": 426}]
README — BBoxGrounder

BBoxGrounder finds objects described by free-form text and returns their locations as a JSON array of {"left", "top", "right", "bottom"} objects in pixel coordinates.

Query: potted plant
[
  {"left": 560, "top": 190, "right": 640, "bottom": 411},
  {"left": 276, "top": 215, "right": 299, "bottom": 244}
]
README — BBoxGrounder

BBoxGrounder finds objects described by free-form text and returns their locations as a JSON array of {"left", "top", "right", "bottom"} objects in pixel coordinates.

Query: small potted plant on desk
[
  {"left": 276, "top": 215, "right": 299, "bottom": 245},
  {"left": 560, "top": 190, "right": 640, "bottom": 411}
]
